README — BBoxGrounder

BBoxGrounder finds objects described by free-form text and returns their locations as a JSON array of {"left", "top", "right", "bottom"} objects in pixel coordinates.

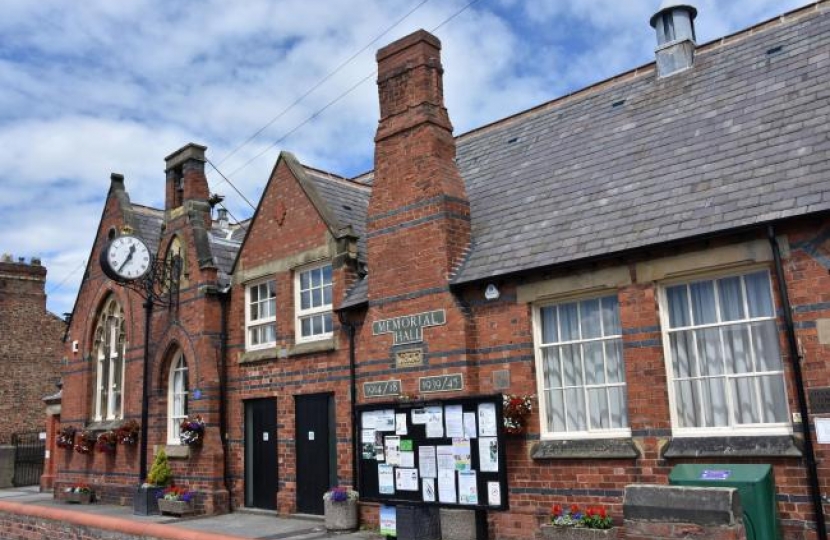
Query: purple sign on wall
[{"left": 700, "top": 469, "right": 732, "bottom": 480}]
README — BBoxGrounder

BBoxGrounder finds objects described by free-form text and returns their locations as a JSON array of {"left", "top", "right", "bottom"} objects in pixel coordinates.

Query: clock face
[{"left": 101, "top": 235, "right": 151, "bottom": 281}]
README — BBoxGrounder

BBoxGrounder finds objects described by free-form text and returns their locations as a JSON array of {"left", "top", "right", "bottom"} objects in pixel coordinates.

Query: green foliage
[{"left": 147, "top": 448, "right": 173, "bottom": 486}]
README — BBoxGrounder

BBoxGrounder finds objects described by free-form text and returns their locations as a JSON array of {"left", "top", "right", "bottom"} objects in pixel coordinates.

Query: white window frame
[
  {"left": 245, "top": 278, "right": 277, "bottom": 351},
  {"left": 532, "top": 292, "right": 631, "bottom": 440},
  {"left": 294, "top": 262, "right": 333, "bottom": 343},
  {"left": 167, "top": 351, "right": 188, "bottom": 445},
  {"left": 94, "top": 297, "right": 126, "bottom": 422},
  {"left": 658, "top": 267, "right": 791, "bottom": 438}
]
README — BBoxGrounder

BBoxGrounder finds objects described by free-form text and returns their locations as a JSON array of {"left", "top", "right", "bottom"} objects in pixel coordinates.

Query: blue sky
[{"left": 0, "top": 0, "right": 814, "bottom": 316}]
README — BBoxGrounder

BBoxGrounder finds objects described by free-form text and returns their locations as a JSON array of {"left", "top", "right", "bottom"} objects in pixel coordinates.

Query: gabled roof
[
  {"left": 451, "top": 2, "right": 830, "bottom": 284},
  {"left": 303, "top": 167, "right": 371, "bottom": 263},
  {"left": 131, "top": 205, "right": 164, "bottom": 255}
]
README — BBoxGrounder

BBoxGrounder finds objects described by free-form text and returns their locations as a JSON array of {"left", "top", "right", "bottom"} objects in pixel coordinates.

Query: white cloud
[{"left": 0, "top": 0, "right": 815, "bottom": 315}]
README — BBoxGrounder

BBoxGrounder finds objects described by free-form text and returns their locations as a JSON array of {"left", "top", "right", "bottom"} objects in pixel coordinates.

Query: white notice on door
[
  {"left": 263, "top": 432, "right": 269, "bottom": 441},
  {"left": 308, "top": 431, "right": 315, "bottom": 440}
]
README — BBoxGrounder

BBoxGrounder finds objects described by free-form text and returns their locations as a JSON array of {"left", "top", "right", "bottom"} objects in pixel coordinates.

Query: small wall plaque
[
  {"left": 364, "top": 380, "right": 402, "bottom": 399},
  {"left": 419, "top": 374, "right": 463, "bottom": 393},
  {"left": 396, "top": 349, "right": 423, "bottom": 368},
  {"left": 492, "top": 370, "right": 510, "bottom": 390},
  {"left": 809, "top": 387, "right": 830, "bottom": 414}
]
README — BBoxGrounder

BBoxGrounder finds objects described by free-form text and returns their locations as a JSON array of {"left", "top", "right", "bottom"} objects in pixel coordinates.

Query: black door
[
  {"left": 245, "top": 398, "right": 278, "bottom": 510},
  {"left": 295, "top": 393, "right": 335, "bottom": 515}
]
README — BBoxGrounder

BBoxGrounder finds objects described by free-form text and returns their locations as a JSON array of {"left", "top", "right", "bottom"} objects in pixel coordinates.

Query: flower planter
[
  {"left": 324, "top": 499, "right": 358, "bottom": 531},
  {"left": 65, "top": 492, "right": 94, "bottom": 504},
  {"left": 158, "top": 498, "right": 194, "bottom": 516},
  {"left": 133, "top": 486, "right": 163, "bottom": 516},
  {"left": 540, "top": 525, "right": 617, "bottom": 540}
]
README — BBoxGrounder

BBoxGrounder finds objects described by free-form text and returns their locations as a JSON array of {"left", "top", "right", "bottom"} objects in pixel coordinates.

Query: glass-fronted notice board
[{"left": 356, "top": 395, "right": 508, "bottom": 511}]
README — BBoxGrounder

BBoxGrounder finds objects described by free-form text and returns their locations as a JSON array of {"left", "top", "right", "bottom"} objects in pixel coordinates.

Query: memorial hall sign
[{"left": 372, "top": 309, "right": 446, "bottom": 346}]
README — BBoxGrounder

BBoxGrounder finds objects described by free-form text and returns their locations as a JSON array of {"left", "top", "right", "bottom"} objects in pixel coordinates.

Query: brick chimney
[
  {"left": 164, "top": 143, "right": 209, "bottom": 211},
  {"left": 368, "top": 30, "right": 470, "bottom": 298}
]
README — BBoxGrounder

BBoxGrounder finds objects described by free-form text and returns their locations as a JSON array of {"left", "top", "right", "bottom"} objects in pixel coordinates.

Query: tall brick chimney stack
[
  {"left": 164, "top": 143, "right": 209, "bottom": 211},
  {"left": 368, "top": 30, "right": 470, "bottom": 298}
]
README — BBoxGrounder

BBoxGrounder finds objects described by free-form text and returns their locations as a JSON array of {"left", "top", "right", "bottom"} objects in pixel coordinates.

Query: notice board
[{"left": 356, "top": 395, "right": 508, "bottom": 511}]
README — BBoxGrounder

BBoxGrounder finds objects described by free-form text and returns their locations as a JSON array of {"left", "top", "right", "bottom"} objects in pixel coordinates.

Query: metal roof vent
[{"left": 650, "top": 1, "right": 698, "bottom": 78}]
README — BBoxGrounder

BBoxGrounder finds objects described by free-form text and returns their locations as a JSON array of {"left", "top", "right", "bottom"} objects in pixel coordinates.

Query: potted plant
[
  {"left": 115, "top": 419, "right": 140, "bottom": 446},
  {"left": 179, "top": 416, "right": 205, "bottom": 446},
  {"left": 134, "top": 448, "right": 173, "bottom": 515},
  {"left": 64, "top": 484, "right": 95, "bottom": 504},
  {"left": 157, "top": 486, "right": 196, "bottom": 516},
  {"left": 323, "top": 487, "right": 359, "bottom": 531},
  {"left": 541, "top": 504, "right": 617, "bottom": 539},
  {"left": 73, "top": 430, "right": 96, "bottom": 454},
  {"left": 503, "top": 394, "right": 534, "bottom": 435},
  {"left": 56, "top": 426, "right": 77, "bottom": 450},
  {"left": 96, "top": 430, "right": 117, "bottom": 455}
]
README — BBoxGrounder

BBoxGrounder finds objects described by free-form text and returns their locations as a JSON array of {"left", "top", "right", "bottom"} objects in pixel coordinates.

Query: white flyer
[
  {"left": 361, "top": 429, "right": 376, "bottom": 443},
  {"left": 385, "top": 436, "right": 401, "bottom": 466},
  {"left": 463, "top": 412, "right": 477, "bottom": 438},
  {"left": 487, "top": 481, "right": 501, "bottom": 507},
  {"left": 445, "top": 405, "right": 464, "bottom": 438},
  {"left": 378, "top": 464, "right": 395, "bottom": 494},
  {"left": 418, "top": 446, "right": 437, "bottom": 478},
  {"left": 411, "top": 408, "right": 427, "bottom": 425},
  {"left": 479, "top": 437, "right": 499, "bottom": 472},
  {"left": 396, "top": 413, "right": 408, "bottom": 435},
  {"left": 436, "top": 445, "right": 455, "bottom": 471},
  {"left": 438, "top": 469, "right": 456, "bottom": 503},
  {"left": 458, "top": 470, "right": 478, "bottom": 505},
  {"left": 422, "top": 478, "right": 436, "bottom": 502},
  {"left": 453, "top": 438, "right": 471, "bottom": 471},
  {"left": 377, "top": 409, "right": 396, "bottom": 431},
  {"left": 395, "top": 468, "right": 419, "bottom": 491},
  {"left": 362, "top": 410, "right": 377, "bottom": 430},
  {"left": 478, "top": 402, "right": 498, "bottom": 437},
  {"left": 426, "top": 406, "right": 444, "bottom": 438}
]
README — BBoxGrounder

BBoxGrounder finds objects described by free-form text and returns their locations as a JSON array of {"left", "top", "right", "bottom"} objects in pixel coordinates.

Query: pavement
[{"left": 0, "top": 486, "right": 383, "bottom": 540}]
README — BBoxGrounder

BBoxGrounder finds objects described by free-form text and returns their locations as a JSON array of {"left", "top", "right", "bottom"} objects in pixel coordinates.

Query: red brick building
[
  {"left": 0, "top": 256, "right": 64, "bottom": 443},
  {"left": 56, "top": 2, "right": 830, "bottom": 539}
]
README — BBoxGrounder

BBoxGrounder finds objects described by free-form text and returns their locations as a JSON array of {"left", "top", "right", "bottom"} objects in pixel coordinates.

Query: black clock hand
[{"left": 118, "top": 245, "right": 136, "bottom": 273}]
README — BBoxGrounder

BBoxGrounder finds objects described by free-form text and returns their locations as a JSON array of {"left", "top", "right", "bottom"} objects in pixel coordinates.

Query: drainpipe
[
  {"left": 767, "top": 224, "right": 827, "bottom": 539},
  {"left": 338, "top": 312, "right": 359, "bottom": 492},
  {"left": 218, "top": 287, "right": 232, "bottom": 510}
]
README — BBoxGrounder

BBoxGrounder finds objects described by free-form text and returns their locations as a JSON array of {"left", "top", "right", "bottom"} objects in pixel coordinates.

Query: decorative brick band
[
  {"left": 366, "top": 210, "right": 471, "bottom": 239},
  {"left": 367, "top": 194, "right": 470, "bottom": 223}
]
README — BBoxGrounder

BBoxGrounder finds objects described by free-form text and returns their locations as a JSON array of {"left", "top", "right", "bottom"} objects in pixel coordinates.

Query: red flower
[
  {"left": 586, "top": 507, "right": 595, "bottom": 517},
  {"left": 552, "top": 504, "right": 562, "bottom": 516},
  {"left": 599, "top": 507, "right": 607, "bottom": 518},
  {"left": 570, "top": 504, "right": 579, "bottom": 515}
]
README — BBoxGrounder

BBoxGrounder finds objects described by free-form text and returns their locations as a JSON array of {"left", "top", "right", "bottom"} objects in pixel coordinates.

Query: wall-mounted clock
[{"left": 100, "top": 235, "right": 152, "bottom": 282}]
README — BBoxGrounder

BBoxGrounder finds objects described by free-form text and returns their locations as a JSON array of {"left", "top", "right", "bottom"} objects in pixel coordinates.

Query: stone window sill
[
  {"left": 85, "top": 420, "right": 123, "bottom": 432},
  {"left": 288, "top": 338, "right": 336, "bottom": 357},
  {"left": 531, "top": 438, "right": 640, "bottom": 460},
  {"left": 662, "top": 435, "right": 802, "bottom": 458},
  {"left": 162, "top": 444, "right": 190, "bottom": 459},
  {"left": 239, "top": 348, "right": 279, "bottom": 364}
]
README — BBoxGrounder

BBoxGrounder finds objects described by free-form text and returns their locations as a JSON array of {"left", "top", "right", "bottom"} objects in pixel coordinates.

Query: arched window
[
  {"left": 167, "top": 351, "right": 188, "bottom": 444},
  {"left": 93, "top": 297, "right": 125, "bottom": 421}
]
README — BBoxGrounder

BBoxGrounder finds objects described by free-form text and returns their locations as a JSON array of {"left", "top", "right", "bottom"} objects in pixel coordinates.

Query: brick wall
[{"left": 0, "top": 257, "right": 64, "bottom": 443}]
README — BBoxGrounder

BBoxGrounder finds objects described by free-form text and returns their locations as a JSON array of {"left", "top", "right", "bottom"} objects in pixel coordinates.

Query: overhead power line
[
  {"left": 210, "top": 0, "right": 483, "bottom": 198},
  {"left": 214, "top": 0, "right": 432, "bottom": 169}
]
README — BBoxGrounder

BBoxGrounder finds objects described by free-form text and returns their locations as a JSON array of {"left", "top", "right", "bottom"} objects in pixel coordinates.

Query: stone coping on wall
[
  {"left": 0, "top": 499, "right": 246, "bottom": 540},
  {"left": 662, "top": 435, "right": 802, "bottom": 458},
  {"left": 623, "top": 484, "right": 742, "bottom": 526},
  {"left": 531, "top": 438, "right": 640, "bottom": 460}
]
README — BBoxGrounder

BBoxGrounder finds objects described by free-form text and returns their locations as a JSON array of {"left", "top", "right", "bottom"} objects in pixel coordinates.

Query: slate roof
[
  {"left": 452, "top": 4, "right": 830, "bottom": 284},
  {"left": 129, "top": 203, "right": 244, "bottom": 287},
  {"left": 303, "top": 166, "right": 371, "bottom": 263},
  {"left": 131, "top": 205, "right": 164, "bottom": 255},
  {"left": 339, "top": 3, "right": 830, "bottom": 307}
]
